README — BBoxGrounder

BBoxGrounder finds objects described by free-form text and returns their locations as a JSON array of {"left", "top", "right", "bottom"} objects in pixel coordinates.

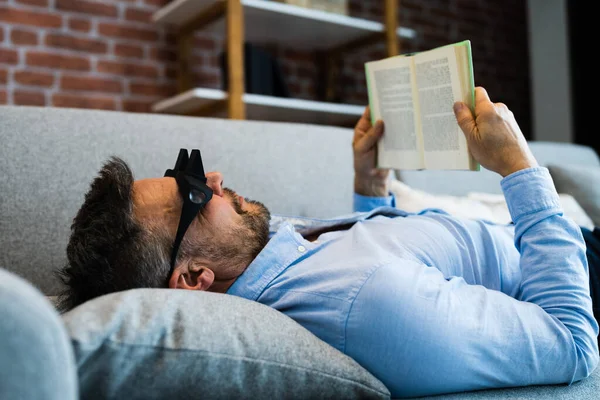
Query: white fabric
[{"left": 389, "top": 179, "right": 595, "bottom": 230}]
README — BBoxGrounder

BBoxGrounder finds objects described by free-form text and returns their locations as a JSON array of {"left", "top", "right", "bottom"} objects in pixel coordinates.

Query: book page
[
  {"left": 365, "top": 56, "right": 424, "bottom": 170},
  {"left": 414, "top": 45, "right": 472, "bottom": 170}
]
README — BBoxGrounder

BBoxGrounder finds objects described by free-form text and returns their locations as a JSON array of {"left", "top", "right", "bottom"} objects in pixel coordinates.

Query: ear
[{"left": 168, "top": 260, "right": 215, "bottom": 291}]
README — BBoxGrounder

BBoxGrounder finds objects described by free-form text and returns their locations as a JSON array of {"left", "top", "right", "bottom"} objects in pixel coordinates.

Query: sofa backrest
[{"left": 0, "top": 106, "right": 354, "bottom": 295}]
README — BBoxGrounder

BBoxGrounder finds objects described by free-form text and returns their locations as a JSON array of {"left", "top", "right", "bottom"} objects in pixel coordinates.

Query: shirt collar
[{"left": 227, "top": 222, "right": 310, "bottom": 301}]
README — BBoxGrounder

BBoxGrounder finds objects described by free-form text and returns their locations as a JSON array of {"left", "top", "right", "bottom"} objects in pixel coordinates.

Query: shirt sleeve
[
  {"left": 344, "top": 167, "right": 599, "bottom": 398},
  {"left": 353, "top": 192, "right": 396, "bottom": 213}
]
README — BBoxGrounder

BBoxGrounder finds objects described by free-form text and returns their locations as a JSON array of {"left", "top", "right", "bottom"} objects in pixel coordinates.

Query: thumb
[
  {"left": 453, "top": 102, "right": 476, "bottom": 139},
  {"left": 355, "top": 120, "right": 384, "bottom": 153}
]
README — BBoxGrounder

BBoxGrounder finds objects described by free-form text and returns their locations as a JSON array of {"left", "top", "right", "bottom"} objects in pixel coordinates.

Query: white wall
[{"left": 527, "top": 0, "right": 573, "bottom": 142}]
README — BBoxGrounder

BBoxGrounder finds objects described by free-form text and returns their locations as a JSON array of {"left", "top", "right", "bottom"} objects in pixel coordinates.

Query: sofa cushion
[
  {"left": 404, "top": 366, "right": 600, "bottom": 400},
  {"left": 389, "top": 179, "right": 595, "bottom": 229},
  {"left": 548, "top": 164, "right": 600, "bottom": 227},
  {"left": 61, "top": 289, "right": 390, "bottom": 400}
]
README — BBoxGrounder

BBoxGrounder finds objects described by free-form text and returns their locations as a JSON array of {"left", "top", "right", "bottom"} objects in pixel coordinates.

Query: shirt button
[{"left": 298, "top": 245, "right": 306, "bottom": 253}]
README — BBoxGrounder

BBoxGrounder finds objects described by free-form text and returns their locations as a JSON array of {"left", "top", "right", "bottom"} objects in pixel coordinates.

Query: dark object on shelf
[{"left": 221, "top": 43, "right": 290, "bottom": 98}]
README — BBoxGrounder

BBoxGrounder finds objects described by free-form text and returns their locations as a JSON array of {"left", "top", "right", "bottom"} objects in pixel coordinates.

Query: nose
[{"left": 205, "top": 171, "right": 224, "bottom": 197}]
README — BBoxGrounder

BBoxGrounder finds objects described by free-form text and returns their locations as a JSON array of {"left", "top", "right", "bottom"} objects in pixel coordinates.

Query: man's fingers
[
  {"left": 453, "top": 102, "right": 476, "bottom": 139},
  {"left": 363, "top": 106, "right": 371, "bottom": 121},
  {"left": 475, "top": 86, "right": 491, "bottom": 106},
  {"left": 355, "top": 120, "right": 384, "bottom": 153},
  {"left": 354, "top": 106, "right": 373, "bottom": 134}
]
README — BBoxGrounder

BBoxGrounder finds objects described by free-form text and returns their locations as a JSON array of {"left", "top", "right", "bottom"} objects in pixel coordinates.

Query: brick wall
[{"left": 0, "top": 0, "right": 532, "bottom": 137}]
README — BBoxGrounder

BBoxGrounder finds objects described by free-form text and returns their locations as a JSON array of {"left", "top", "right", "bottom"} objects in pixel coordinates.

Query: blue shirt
[{"left": 227, "top": 167, "right": 599, "bottom": 398}]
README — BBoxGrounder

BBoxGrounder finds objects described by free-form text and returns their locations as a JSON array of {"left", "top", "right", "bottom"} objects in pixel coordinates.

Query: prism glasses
[{"left": 164, "top": 149, "right": 213, "bottom": 278}]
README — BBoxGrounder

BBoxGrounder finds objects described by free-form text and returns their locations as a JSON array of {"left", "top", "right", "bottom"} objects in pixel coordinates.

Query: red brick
[
  {"left": 14, "top": 70, "right": 54, "bottom": 87},
  {"left": 125, "top": 8, "right": 152, "bottom": 23},
  {"left": 165, "top": 32, "right": 177, "bottom": 46},
  {"left": 0, "top": 26, "right": 3, "bottom": 42},
  {"left": 164, "top": 66, "right": 177, "bottom": 80},
  {"left": 0, "top": 68, "right": 7, "bottom": 85},
  {"left": 97, "top": 60, "right": 158, "bottom": 79},
  {"left": 26, "top": 51, "right": 90, "bottom": 71},
  {"left": 52, "top": 93, "right": 116, "bottom": 110},
  {"left": 98, "top": 23, "right": 159, "bottom": 42},
  {"left": 0, "top": 90, "right": 6, "bottom": 104},
  {"left": 16, "top": 0, "right": 49, "bottom": 7},
  {"left": 205, "top": 54, "right": 219, "bottom": 68},
  {"left": 45, "top": 34, "right": 107, "bottom": 54},
  {"left": 150, "top": 48, "right": 176, "bottom": 62},
  {"left": 0, "top": 48, "right": 19, "bottom": 65},
  {"left": 61, "top": 75, "right": 122, "bottom": 93},
  {"left": 192, "top": 72, "right": 219, "bottom": 87},
  {"left": 114, "top": 43, "right": 144, "bottom": 59},
  {"left": 14, "top": 90, "right": 46, "bottom": 106},
  {"left": 123, "top": 99, "right": 154, "bottom": 113},
  {"left": 56, "top": 0, "right": 117, "bottom": 18},
  {"left": 68, "top": 18, "right": 91, "bottom": 32},
  {"left": 195, "top": 37, "right": 216, "bottom": 51},
  {"left": 0, "top": 7, "right": 62, "bottom": 28},
  {"left": 129, "top": 82, "right": 175, "bottom": 97},
  {"left": 11, "top": 29, "right": 38, "bottom": 45}
]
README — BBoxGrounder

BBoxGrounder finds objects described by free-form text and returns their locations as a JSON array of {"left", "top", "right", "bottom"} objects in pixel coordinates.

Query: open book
[{"left": 365, "top": 40, "right": 479, "bottom": 171}]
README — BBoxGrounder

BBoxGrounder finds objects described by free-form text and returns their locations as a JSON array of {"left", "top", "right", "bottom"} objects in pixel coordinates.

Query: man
[{"left": 57, "top": 87, "right": 599, "bottom": 398}]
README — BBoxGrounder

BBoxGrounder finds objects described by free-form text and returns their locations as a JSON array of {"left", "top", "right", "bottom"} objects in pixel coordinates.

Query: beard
[
  {"left": 223, "top": 187, "right": 271, "bottom": 259},
  {"left": 180, "top": 187, "right": 271, "bottom": 276},
  {"left": 173, "top": 187, "right": 272, "bottom": 282}
]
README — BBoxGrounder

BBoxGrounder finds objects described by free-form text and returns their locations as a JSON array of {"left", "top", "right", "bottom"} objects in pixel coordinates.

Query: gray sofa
[{"left": 1, "top": 105, "right": 599, "bottom": 399}]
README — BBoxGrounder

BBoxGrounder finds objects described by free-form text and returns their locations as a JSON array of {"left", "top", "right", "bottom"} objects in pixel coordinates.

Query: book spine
[{"left": 364, "top": 64, "right": 376, "bottom": 126}]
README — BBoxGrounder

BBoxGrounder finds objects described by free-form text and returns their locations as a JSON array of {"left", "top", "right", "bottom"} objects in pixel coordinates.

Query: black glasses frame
[{"left": 164, "top": 149, "right": 213, "bottom": 278}]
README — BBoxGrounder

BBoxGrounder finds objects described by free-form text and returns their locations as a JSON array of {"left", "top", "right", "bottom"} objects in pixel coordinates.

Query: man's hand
[
  {"left": 353, "top": 107, "right": 390, "bottom": 197},
  {"left": 453, "top": 87, "right": 538, "bottom": 178}
]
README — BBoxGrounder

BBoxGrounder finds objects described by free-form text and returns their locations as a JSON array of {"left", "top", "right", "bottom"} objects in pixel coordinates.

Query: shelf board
[
  {"left": 153, "top": 0, "right": 416, "bottom": 50},
  {"left": 153, "top": 88, "right": 364, "bottom": 125}
]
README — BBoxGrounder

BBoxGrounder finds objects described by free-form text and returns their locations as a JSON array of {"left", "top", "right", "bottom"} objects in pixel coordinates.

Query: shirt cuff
[
  {"left": 353, "top": 192, "right": 396, "bottom": 212},
  {"left": 501, "top": 167, "right": 562, "bottom": 223}
]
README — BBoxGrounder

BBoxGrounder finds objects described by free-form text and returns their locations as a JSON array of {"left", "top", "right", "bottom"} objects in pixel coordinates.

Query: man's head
[{"left": 57, "top": 157, "right": 270, "bottom": 312}]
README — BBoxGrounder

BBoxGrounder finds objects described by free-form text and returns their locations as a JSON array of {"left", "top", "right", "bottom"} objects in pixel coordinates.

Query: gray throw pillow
[
  {"left": 61, "top": 289, "right": 390, "bottom": 400},
  {"left": 548, "top": 164, "right": 600, "bottom": 227}
]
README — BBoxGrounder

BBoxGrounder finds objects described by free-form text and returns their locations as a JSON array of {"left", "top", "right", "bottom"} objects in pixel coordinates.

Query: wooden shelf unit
[{"left": 151, "top": 0, "right": 414, "bottom": 125}]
